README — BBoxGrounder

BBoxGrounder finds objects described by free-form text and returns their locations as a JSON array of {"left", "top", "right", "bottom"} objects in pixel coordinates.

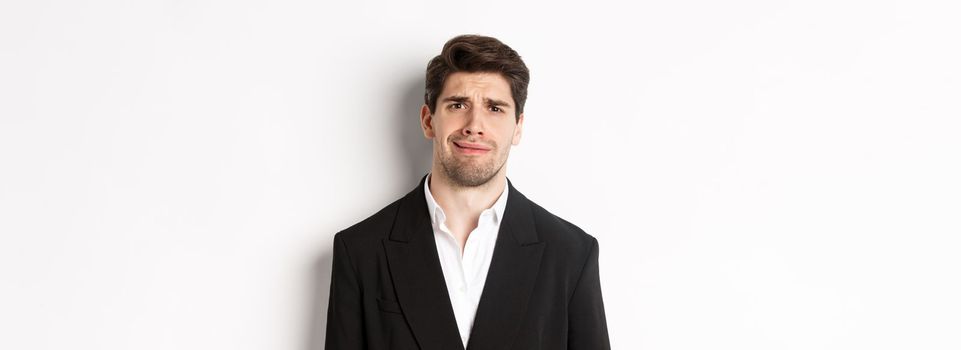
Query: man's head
[{"left": 420, "top": 35, "right": 530, "bottom": 188}]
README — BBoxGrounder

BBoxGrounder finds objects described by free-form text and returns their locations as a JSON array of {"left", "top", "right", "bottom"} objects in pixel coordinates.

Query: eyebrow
[{"left": 441, "top": 95, "right": 512, "bottom": 108}]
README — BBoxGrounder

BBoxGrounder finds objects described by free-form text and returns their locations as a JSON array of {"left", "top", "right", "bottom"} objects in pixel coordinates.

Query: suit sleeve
[
  {"left": 568, "top": 237, "right": 611, "bottom": 350},
  {"left": 325, "top": 233, "right": 366, "bottom": 349}
]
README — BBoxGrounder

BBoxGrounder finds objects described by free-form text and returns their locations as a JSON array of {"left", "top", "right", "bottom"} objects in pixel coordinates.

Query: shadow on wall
[
  {"left": 397, "top": 74, "right": 435, "bottom": 185},
  {"left": 303, "top": 73, "right": 432, "bottom": 350}
]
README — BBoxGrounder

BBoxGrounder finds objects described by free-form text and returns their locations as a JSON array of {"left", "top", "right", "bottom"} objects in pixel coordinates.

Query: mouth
[{"left": 453, "top": 141, "right": 492, "bottom": 155}]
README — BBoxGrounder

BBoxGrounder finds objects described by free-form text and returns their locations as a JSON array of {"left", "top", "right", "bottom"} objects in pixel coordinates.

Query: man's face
[{"left": 420, "top": 71, "right": 524, "bottom": 188}]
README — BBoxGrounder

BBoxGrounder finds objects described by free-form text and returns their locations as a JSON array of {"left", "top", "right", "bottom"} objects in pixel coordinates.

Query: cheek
[
  {"left": 435, "top": 124, "right": 456, "bottom": 141},
  {"left": 437, "top": 133, "right": 454, "bottom": 150}
]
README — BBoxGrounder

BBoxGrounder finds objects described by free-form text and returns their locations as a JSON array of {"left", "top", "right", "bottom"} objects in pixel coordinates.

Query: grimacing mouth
[{"left": 450, "top": 136, "right": 495, "bottom": 151}]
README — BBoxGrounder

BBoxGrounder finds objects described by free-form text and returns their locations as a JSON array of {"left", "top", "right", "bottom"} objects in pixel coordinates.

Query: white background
[{"left": 1, "top": 0, "right": 959, "bottom": 349}]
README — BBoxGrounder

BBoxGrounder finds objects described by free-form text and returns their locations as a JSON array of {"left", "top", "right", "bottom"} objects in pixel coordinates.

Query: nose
[{"left": 462, "top": 109, "right": 484, "bottom": 137}]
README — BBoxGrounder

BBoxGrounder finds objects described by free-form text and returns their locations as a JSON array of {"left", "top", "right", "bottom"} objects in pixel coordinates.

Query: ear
[
  {"left": 420, "top": 104, "right": 434, "bottom": 139},
  {"left": 511, "top": 112, "right": 524, "bottom": 146}
]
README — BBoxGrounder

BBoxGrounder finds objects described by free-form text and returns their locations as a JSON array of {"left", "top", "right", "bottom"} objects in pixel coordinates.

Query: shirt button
[{"left": 458, "top": 285, "right": 466, "bottom": 294}]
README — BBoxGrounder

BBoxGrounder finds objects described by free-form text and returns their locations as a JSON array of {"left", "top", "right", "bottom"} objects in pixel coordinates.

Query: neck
[{"left": 427, "top": 166, "right": 507, "bottom": 220}]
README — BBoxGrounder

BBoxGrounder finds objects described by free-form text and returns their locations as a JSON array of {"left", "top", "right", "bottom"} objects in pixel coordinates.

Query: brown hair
[{"left": 424, "top": 34, "right": 530, "bottom": 122}]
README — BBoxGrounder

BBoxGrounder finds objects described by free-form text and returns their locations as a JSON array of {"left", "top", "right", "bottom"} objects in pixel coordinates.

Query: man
[{"left": 325, "top": 34, "right": 610, "bottom": 350}]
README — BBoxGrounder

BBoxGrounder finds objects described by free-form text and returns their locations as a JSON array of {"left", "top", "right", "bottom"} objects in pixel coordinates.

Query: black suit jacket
[{"left": 325, "top": 174, "right": 610, "bottom": 350}]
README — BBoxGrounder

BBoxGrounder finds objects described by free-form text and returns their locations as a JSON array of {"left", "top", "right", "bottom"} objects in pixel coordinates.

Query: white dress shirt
[{"left": 423, "top": 172, "right": 509, "bottom": 348}]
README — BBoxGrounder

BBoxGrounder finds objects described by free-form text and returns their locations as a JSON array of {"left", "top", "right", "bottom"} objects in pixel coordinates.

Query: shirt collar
[{"left": 424, "top": 172, "right": 509, "bottom": 227}]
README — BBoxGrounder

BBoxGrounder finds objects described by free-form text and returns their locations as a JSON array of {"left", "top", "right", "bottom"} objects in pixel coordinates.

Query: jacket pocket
[{"left": 376, "top": 297, "right": 403, "bottom": 314}]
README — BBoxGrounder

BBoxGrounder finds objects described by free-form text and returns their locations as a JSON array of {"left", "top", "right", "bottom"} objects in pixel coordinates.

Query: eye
[
  {"left": 490, "top": 106, "right": 502, "bottom": 112},
  {"left": 450, "top": 102, "right": 465, "bottom": 110}
]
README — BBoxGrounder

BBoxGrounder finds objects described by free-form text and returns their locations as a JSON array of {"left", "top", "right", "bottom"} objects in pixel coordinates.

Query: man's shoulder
[
  {"left": 333, "top": 196, "right": 403, "bottom": 243},
  {"left": 525, "top": 196, "right": 598, "bottom": 249},
  {"left": 522, "top": 195, "right": 601, "bottom": 277}
]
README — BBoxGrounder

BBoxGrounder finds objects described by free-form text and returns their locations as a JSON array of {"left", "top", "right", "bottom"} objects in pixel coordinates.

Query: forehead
[{"left": 440, "top": 71, "right": 513, "bottom": 103}]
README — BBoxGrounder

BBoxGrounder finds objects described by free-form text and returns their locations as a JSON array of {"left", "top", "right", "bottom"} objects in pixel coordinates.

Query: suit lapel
[
  {"left": 384, "top": 175, "right": 545, "bottom": 350},
  {"left": 465, "top": 179, "right": 545, "bottom": 350},
  {"left": 383, "top": 174, "right": 464, "bottom": 350}
]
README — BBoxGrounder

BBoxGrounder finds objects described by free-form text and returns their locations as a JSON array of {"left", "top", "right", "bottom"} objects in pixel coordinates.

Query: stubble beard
[{"left": 438, "top": 142, "right": 508, "bottom": 188}]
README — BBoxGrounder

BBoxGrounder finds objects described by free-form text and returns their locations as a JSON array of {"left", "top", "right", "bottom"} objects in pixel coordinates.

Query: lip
[{"left": 453, "top": 141, "right": 492, "bottom": 154}]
